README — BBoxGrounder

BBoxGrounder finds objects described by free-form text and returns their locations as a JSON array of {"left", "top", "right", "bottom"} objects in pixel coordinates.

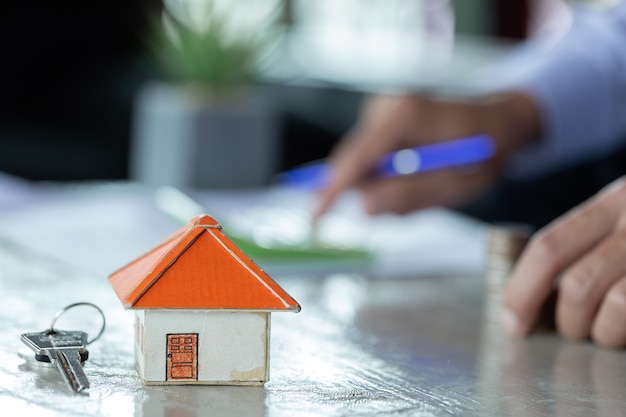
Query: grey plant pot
[{"left": 130, "top": 82, "right": 280, "bottom": 189}]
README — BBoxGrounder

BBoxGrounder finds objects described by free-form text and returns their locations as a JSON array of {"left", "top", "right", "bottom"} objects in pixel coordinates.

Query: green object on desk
[
  {"left": 225, "top": 233, "right": 372, "bottom": 262},
  {"left": 154, "top": 186, "right": 373, "bottom": 263}
]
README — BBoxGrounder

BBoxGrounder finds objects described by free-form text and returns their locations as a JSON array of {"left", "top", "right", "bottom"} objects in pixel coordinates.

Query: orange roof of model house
[{"left": 109, "top": 214, "right": 301, "bottom": 312}]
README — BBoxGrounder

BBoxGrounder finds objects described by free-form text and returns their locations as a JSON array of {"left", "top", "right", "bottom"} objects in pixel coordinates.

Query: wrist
[{"left": 478, "top": 91, "right": 543, "bottom": 155}]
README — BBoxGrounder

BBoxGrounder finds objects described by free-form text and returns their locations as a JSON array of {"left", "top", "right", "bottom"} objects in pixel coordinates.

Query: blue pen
[{"left": 277, "top": 134, "right": 496, "bottom": 189}]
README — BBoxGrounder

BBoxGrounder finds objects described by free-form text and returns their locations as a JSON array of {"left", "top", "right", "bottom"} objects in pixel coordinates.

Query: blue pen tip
[{"left": 277, "top": 163, "right": 330, "bottom": 190}]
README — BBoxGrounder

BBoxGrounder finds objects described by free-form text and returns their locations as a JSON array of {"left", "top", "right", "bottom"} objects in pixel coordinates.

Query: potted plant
[{"left": 130, "top": 0, "right": 283, "bottom": 188}]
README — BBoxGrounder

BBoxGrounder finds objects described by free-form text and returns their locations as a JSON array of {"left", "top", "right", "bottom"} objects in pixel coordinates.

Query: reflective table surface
[
  {"left": 1, "top": 178, "right": 625, "bottom": 416},
  {"left": 3, "top": 244, "right": 626, "bottom": 416}
]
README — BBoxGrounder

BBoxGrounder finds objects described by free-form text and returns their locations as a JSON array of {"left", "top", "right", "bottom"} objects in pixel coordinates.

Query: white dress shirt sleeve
[{"left": 481, "top": 2, "right": 626, "bottom": 179}]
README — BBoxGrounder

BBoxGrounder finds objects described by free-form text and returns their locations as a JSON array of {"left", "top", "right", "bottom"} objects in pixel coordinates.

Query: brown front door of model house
[{"left": 166, "top": 333, "right": 198, "bottom": 382}]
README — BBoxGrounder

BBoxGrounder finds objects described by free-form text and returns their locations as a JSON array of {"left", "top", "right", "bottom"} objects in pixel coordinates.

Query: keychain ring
[{"left": 50, "top": 302, "right": 106, "bottom": 345}]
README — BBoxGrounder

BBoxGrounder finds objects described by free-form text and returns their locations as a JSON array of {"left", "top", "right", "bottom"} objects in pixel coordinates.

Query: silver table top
[{"left": 0, "top": 178, "right": 624, "bottom": 416}]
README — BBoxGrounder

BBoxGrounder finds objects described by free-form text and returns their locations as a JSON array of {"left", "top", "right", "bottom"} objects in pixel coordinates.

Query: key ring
[{"left": 50, "top": 302, "right": 106, "bottom": 345}]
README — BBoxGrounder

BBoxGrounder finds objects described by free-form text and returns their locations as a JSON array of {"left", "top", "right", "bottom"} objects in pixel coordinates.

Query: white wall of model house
[{"left": 135, "top": 309, "right": 270, "bottom": 385}]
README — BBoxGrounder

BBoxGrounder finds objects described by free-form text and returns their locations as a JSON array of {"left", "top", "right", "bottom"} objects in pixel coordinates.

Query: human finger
[
  {"left": 313, "top": 125, "right": 398, "bottom": 221},
  {"left": 314, "top": 96, "right": 422, "bottom": 220},
  {"left": 503, "top": 180, "right": 626, "bottom": 336},
  {"left": 555, "top": 229, "right": 626, "bottom": 341},
  {"left": 591, "top": 276, "right": 626, "bottom": 348}
]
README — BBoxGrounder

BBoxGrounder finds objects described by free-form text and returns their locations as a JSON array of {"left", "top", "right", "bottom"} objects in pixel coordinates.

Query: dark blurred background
[
  {"left": 5, "top": 0, "right": 624, "bottom": 230},
  {"left": 0, "top": 0, "right": 532, "bottom": 182},
  {"left": 0, "top": 1, "right": 161, "bottom": 181}
]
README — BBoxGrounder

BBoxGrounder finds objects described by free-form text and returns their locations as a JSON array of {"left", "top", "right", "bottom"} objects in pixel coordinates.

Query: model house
[{"left": 108, "top": 214, "right": 301, "bottom": 386}]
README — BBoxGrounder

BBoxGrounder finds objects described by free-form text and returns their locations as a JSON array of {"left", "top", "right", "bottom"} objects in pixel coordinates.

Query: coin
[{"left": 484, "top": 223, "right": 555, "bottom": 332}]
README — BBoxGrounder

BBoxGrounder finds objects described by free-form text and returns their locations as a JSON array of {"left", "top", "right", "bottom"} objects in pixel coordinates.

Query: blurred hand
[
  {"left": 503, "top": 177, "right": 626, "bottom": 348},
  {"left": 313, "top": 91, "right": 540, "bottom": 220}
]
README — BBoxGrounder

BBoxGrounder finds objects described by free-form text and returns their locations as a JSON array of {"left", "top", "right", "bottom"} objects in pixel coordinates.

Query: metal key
[{"left": 22, "top": 329, "right": 90, "bottom": 393}]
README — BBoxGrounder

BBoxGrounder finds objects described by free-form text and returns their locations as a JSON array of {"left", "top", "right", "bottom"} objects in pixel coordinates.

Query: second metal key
[{"left": 22, "top": 329, "right": 90, "bottom": 393}]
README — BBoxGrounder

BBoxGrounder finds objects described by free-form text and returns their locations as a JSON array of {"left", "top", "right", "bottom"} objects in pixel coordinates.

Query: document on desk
[
  {"left": 169, "top": 185, "right": 487, "bottom": 277},
  {"left": 154, "top": 186, "right": 375, "bottom": 264},
  {"left": 0, "top": 180, "right": 485, "bottom": 278}
]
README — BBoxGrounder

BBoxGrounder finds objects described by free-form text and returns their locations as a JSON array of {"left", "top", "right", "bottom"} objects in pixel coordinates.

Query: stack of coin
[
  {"left": 485, "top": 223, "right": 533, "bottom": 300},
  {"left": 484, "top": 222, "right": 555, "bottom": 332},
  {"left": 479, "top": 223, "right": 534, "bottom": 404},
  {"left": 482, "top": 223, "right": 533, "bottom": 336}
]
